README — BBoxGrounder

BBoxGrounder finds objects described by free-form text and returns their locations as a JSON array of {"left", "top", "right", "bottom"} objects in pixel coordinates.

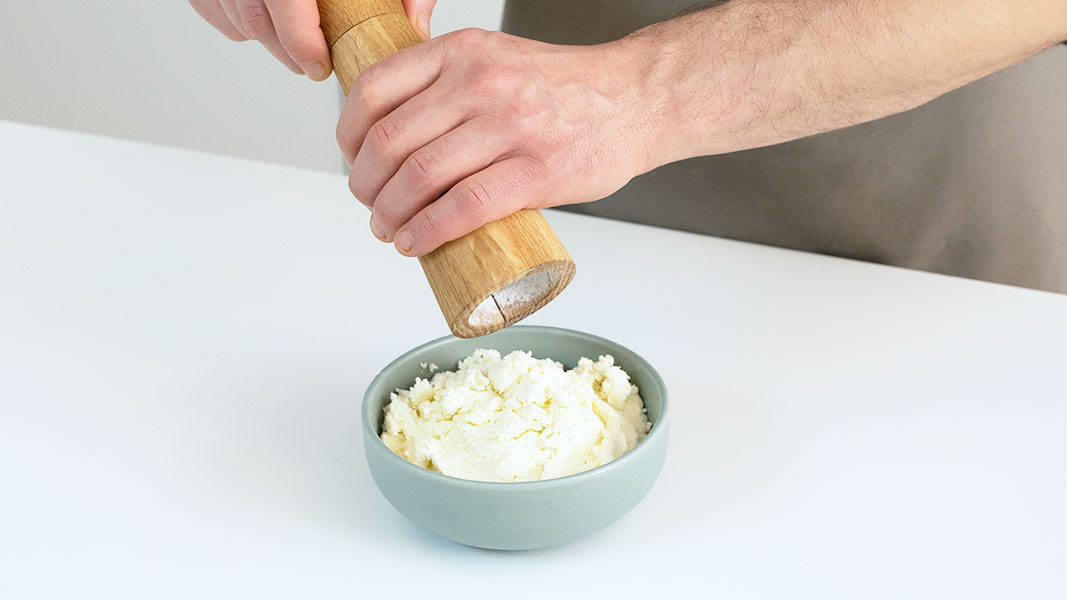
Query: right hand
[{"left": 188, "top": 0, "right": 439, "bottom": 81}]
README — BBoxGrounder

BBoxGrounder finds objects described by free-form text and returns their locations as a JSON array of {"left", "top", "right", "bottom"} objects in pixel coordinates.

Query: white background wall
[{"left": 0, "top": 1, "right": 504, "bottom": 174}]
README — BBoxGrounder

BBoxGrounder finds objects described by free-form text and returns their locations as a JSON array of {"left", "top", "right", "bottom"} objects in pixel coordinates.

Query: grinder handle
[{"left": 316, "top": 0, "right": 576, "bottom": 338}]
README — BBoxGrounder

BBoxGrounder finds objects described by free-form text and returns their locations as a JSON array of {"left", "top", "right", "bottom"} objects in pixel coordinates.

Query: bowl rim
[{"left": 361, "top": 325, "right": 670, "bottom": 489}]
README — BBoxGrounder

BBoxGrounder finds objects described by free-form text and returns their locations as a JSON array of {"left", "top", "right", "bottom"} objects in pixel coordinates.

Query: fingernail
[
  {"left": 396, "top": 229, "right": 414, "bottom": 253},
  {"left": 370, "top": 215, "right": 387, "bottom": 241},
  {"left": 416, "top": 14, "right": 430, "bottom": 40},
  {"left": 304, "top": 62, "right": 328, "bottom": 81}
]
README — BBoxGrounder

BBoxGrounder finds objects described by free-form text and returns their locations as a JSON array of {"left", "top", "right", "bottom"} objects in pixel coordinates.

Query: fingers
[
  {"left": 233, "top": 0, "right": 303, "bottom": 74},
  {"left": 189, "top": 0, "right": 248, "bottom": 41},
  {"left": 336, "top": 43, "right": 445, "bottom": 163},
  {"left": 216, "top": 0, "right": 249, "bottom": 38},
  {"left": 203, "top": 0, "right": 329, "bottom": 79},
  {"left": 393, "top": 156, "right": 550, "bottom": 257},
  {"left": 263, "top": 0, "right": 332, "bottom": 80},
  {"left": 347, "top": 86, "right": 469, "bottom": 212},
  {"left": 367, "top": 117, "right": 512, "bottom": 242},
  {"left": 401, "top": 0, "right": 439, "bottom": 39}
]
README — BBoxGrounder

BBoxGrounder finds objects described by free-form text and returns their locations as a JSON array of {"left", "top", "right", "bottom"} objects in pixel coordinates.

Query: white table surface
[{"left": 1, "top": 120, "right": 1065, "bottom": 599}]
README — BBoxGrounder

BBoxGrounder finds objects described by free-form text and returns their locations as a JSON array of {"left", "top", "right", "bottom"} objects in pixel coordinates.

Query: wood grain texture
[
  {"left": 420, "top": 209, "right": 576, "bottom": 338},
  {"left": 329, "top": 12, "right": 421, "bottom": 93},
  {"left": 317, "top": 0, "right": 576, "bottom": 337},
  {"left": 316, "top": 0, "right": 403, "bottom": 46}
]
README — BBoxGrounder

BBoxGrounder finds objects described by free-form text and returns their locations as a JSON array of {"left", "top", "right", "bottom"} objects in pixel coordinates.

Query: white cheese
[{"left": 381, "top": 349, "right": 652, "bottom": 482}]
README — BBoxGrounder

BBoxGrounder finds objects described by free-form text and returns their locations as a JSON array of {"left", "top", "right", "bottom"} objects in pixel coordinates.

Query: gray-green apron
[{"left": 502, "top": 0, "right": 1067, "bottom": 293}]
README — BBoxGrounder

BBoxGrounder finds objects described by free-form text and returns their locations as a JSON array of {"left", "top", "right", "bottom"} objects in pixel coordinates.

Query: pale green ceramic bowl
[{"left": 362, "top": 326, "right": 669, "bottom": 550}]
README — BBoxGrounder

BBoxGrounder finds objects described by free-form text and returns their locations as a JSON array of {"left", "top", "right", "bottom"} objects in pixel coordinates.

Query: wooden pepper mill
[{"left": 317, "top": 0, "right": 576, "bottom": 338}]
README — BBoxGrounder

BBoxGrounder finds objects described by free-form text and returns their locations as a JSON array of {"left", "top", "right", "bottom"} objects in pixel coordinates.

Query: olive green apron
[{"left": 502, "top": 0, "right": 1067, "bottom": 293}]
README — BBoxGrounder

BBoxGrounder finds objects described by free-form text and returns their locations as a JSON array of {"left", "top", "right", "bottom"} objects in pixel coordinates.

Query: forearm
[{"left": 625, "top": 0, "right": 1067, "bottom": 168}]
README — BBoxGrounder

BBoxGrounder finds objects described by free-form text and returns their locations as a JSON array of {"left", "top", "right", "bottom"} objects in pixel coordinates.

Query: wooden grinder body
[{"left": 317, "top": 0, "right": 575, "bottom": 338}]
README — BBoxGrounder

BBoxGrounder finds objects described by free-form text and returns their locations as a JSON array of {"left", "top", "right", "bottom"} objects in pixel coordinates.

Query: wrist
[
  {"left": 616, "top": 3, "right": 812, "bottom": 164},
  {"left": 610, "top": 18, "right": 743, "bottom": 171},
  {"left": 601, "top": 31, "right": 693, "bottom": 174}
]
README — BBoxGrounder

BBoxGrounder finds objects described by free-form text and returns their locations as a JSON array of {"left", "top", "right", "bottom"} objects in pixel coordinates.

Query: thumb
[{"left": 401, "top": 0, "right": 438, "bottom": 40}]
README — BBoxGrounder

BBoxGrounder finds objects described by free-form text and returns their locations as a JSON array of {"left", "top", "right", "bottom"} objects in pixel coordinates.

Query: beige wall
[{"left": 0, "top": 1, "right": 504, "bottom": 173}]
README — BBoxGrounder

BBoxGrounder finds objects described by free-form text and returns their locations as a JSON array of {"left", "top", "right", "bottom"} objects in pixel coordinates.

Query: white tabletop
[{"left": 1, "top": 120, "right": 1065, "bottom": 599}]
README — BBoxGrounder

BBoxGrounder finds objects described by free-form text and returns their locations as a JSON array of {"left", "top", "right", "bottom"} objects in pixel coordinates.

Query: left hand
[
  {"left": 336, "top": 28, "right": 657, "bottom": 256},
  {"left": 187, "top": 0, "right": 332, "bottom": 80},
  {"left": 187, "top": 0, "right": 438, "bottom": 80}
]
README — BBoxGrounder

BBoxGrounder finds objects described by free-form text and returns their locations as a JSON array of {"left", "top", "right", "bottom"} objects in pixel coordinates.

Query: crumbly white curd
[{"left": 381, "top": 349, "right": 652, "bottom": 482}]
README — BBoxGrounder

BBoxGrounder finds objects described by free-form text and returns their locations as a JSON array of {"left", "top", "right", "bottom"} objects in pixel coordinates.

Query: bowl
[{"left": 361, "top": 325, "right": 669, "bottom": 550}]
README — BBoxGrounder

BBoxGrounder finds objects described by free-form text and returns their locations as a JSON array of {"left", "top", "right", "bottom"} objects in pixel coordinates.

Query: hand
[
  {"left": 337, "top": 29, "right": 657, "bottom": 256},
  {"left": 188, "top": 0, "right": 332, "bottom": 79},
  {"left": 187, "top": 1, "right": 437, "bottom": 80},
  {"left": 399, "top": 0, "right": 439, "bottom": 40}
]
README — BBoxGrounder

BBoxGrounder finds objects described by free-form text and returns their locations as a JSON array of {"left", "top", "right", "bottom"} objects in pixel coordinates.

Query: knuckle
[
  {"left": 347, "top": 173, "right": 361, "bottom": 199},
  {"left": 406, "top": 150, "right": 439, "bottom": 186},
  {"left": 237, "top": 2, "right": 271, "bottom": 37},
  {"left": 448, "top": 27, "right": 488, "bottom": 49},
  {"left": 515, "top": 155, "right": 548, "bottom": 184},
  {"left": 335, "top": 120, "right": 349, "bottom": 150},
  {"left": 412, "top": 209, "right": 441, "bottom": 241},
  {"left": 368, "top": 118, "right": 402, "bottom": 157},
  {"left": 349, "top": 65, "right": 381, "bottom": 102},
  {"left": 335, "top": 119, "right": 361, "bottom": 157},
  {"left": 348, "top": 173, "right": 371, "bottom": 205},
  {"left": 456, "top": 180, "right": 492, "bottom": 215}
]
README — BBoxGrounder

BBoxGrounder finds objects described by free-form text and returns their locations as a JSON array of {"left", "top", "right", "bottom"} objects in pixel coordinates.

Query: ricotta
[{"left": 381, "top": 349, "right": 651, "bottom": 482}]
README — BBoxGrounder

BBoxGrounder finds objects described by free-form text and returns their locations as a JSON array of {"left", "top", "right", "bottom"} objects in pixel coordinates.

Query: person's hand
[
  {"left": 398, "top": 0, "right": 439, "bottom": 40},
  {"left": 187, "top": 0, "right": 439, "bottom": 80},
  {"left": 338, "top": 29, "right": 658, "bottom": 256}
]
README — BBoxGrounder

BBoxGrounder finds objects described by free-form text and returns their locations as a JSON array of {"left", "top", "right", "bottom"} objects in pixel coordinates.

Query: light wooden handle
[{"left": 317, "top": 0, "right": 575, "bottom": 338}]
